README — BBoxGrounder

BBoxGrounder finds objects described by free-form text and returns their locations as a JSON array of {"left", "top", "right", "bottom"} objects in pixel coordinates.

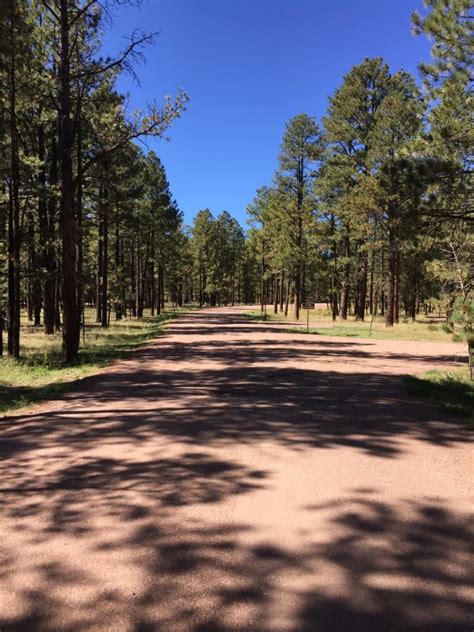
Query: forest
[{"left": 0, "top": 0, "right": 472, "bottom": 365}]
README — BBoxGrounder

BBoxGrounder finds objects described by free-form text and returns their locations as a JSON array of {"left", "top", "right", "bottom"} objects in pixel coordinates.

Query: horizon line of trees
[
  {"left": 246, "top": 0, "right": 472, "bottom": 337},
  {"left": 0, "top": 0, "right": 187, "bottom": 362},
  {"left": 0, "top": 0, "right": 472, "bottom": 366}
]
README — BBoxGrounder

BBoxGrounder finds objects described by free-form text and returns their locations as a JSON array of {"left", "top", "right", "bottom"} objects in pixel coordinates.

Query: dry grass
[
  {"left": 246, "top": 307, "right": 457, "bottom": 343},
  {"left": 403, "top": 366, "right": 473, "bottom": 426},
  {"left": 0, "top": 306, "right": 188, "bottom": 414}
]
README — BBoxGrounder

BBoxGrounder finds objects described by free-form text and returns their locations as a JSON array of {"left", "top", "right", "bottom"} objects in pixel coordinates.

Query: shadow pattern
[{"left": 0, "top": 308, "right": 471, "bottom": 631}]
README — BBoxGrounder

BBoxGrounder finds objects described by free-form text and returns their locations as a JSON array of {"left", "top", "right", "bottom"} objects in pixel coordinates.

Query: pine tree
[{"left": 275, "top": 114, "right": 323, "bottom": 319}]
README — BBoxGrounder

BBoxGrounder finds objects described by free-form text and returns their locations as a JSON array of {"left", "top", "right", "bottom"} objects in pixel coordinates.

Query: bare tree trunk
[
  {"left": 130, "top": 240, "right": 136, "bottom": 316},
  {"left": 199, "top": 262, "right": 203, "bottom": 307},
  {"left": 100, "top": 189, "right": 108, "bottom": 327},
  {"left": 380, "top": 248, "right": 385, "bottom": 316},
  {"left": 76, "top": 117, "right": 83, "bottom": 337},
  {"left": 27, "top": 212, "right": 42, "bottom": 326},
  {"left": 136, "top": 240, "right": 142, "bottom": 317},
  {"left": 43, "top": 126, "right": 57, "bottom": 334},
  {"left": 96, "top": 200, "right": 103, "bottom": 323},
  {"left": 394, "top": 249, "right": 400, "bottom": 324},
  {"left": 55, "top": 271, "right": 61, "bottom": 331},
  {"left": 340, "top": 235, "right": 350, "bottom": 320},
  {"left": 279, "top": 271, "right": 284, "bottom": 312},
  {"left": 156, "top": 264, "right": 162, "bottom": 315},
  {"left": 7, "top": 2, "right": 21, "bottom": 358},
  {"left": 285, "top": 275, "right": 291, "bottom": 317},
  {"left": 150, "top": 238, "right": 155, "bottom": 316},
  {"left": 160, "top": 267, "right": 165, "bottom": 309},
  {"left": 59, "top": 0, "right": 79, "bottom": 362},
  {"left": 355, "top": 250, "right": 368, "bottom": 321},
  {"left": 386, "top": 237, "right": 396, "bottom": 327},
  {"left": 273, "top": 274, "right": 279, "bottom": 314},
  {"left": 410, "top": 270, "right": 417, "bottom": 322},
  {"left": 369, "top": 246, "right": 375, "bottom": 316},
  {"left": 294, "top": 268, "right": 301, "bottom": 320}
]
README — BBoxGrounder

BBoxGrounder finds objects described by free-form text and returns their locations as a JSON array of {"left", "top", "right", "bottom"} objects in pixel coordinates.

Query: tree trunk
[
  {"left": 410, "top": 271, "right": 417, "bottom": 322},
  {"left": 380, "top": 248, "right": 385, "bottom": 316},
  {"left": 55, "top": 271, "right": 62, "bottom": 331},
  {"left": 355, "top": 250, "right": 368, "bottom": 321},
  {"left": 273, "top": 274, "right": 279, "bottom": 314},
  {"left": 279, "top": 271, "right": 284, "bottom": 312},
  {"left": 43, "top": 126, "right": 57, "bottom": 334},
  {"left": 76, "top": 117, "right": 83, "bottom": 338},
  {"left": 285, "top": 276, "right": 291, "bottom": 317},
  {"left": 160, "top": 266, "right": 165, "bottom": 309},
  {"left": 59, "top": 0, "right": 79, "bottom": 362},
  {"left": 199, "top": 262, "right": 203, "bottom": 307},
  {"left": 27, "top": 215, "right": 42, "bottom": 326},
  {"left": 101, "top": 190, "right": 108, "bottom": 328},
  {"left": 385, "top": 238, "right": 396, "bottom": 327},
  {"left": 96, "top": 203, "right": 103, "bottom": 323},
  {"left": 394, "top": 249, "right": 400, "bottom": 324},
  {"left": 7, "top": 3, "right": 21, "bottom": 358},
  {"left": 340, "top": 235, "right": 350, "bottom": 320},
  {"left": 136, "top": 241, "right": 142, "bottom": 317},
  {"left": 294, "top": 268, "right": 301, "bottom": 320},
  {"left": 150, "top": 239, "right": 155, "bottom": 316},
  {"left": 156, "top": 264, "right": 162, "bottom": 315}
]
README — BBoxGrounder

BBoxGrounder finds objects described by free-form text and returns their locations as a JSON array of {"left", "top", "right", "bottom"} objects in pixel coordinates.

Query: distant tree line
[
  {"left": 0, "top": 0, "right": 187, "bottom": 361},
  {"left": 247, "top": 0, "right": 472, "bottom": 335},
  {"left": 0, "top": 0, "right": 472, "bottom": 365}
]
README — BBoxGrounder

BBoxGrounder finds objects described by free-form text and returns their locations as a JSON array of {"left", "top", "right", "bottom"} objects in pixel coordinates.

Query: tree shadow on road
[
  {"left": 3, "top": 361, "right": 469, "bottom": 462},
  {"left": 1, "top": 310, "right": 472, "bottom": 631},
  {"left": 0, "top": 485, "right": 471, "bottom": 631}
]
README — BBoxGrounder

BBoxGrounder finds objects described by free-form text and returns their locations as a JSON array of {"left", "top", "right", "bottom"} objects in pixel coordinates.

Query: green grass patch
[
  {"left": 244, "top": 309, "right": 455, "bottom": 342},
  {"left": 403, "top": 366, "right": 473, "bottom": 426},
  {"left": 243, "top": 310, "right": 286, "bottom": 323},
  {"left": 0, "top": 307, "right": 189, "bottom": 415}
]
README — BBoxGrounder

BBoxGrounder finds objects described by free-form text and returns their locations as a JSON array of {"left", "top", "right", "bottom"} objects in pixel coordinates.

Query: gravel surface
[{"left": 0, "top": 306, "right": 472, "bottom": 631}]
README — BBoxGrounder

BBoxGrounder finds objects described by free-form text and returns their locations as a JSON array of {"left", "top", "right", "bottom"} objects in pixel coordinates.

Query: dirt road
[{"left": 0, "top": 307, "right": 472, "bottom": 631}]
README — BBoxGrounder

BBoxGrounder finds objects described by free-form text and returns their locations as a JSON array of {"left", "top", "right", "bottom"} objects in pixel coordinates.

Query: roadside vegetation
[
  {"left": 403, "top": 367, "right": 473, "bottom": 427},
  {"left": 247, "top": 307, "right": 471, "bottom": 424},
  {"left": 1, "top": 0, "right": 471, "bottom": 369},
  {"left": 245, "top": 308, "right": 459, "bottom": 343},
  {"left": 0, "top": 308, "right": 186, "bottom": 415}
]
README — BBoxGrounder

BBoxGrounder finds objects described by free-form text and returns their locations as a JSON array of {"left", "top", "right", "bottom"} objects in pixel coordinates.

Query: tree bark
[
  {"left": 156, "top": 264, "right": 162, "bottom": 315},
  {"left": 285, "top": 275, "right": 291, "bottom": 317},
  {"left": 7, "top": 2, "right": 21, "bottom": 358},
  {"left": 42, "top": 126, "right": 58, "bottom": 334},
  {"left": 385, "top": 237, "right": 396, "bottom": 327},
  {"left": 150, "top": 238, "right": 155, "bottom": 316},
  {"left": 273, "top": 274, "right": 279, "bottom": 314},
  {"left": 340, "top": 235, "right": 350, "bottom": 320},
  {"left": 59, "top": 0, "right": 79, "bottom": 362},
  {"left": 96, "top": 200, "right": 103, "bottom": 323},
  {"left": 355, "top": 250, "right": 368, "bottom": 321},
  {"left": 76, "top": 117, "right": 83, "bottom": 337},
  {"left": 394, "top": 249, "right": 400, "bottom": 324},
  {"left": 279, "top": 271, "right": 284, "bottom": 312},
  {"left": 100, "top": 189, "right": 108, "bottom": 327}
]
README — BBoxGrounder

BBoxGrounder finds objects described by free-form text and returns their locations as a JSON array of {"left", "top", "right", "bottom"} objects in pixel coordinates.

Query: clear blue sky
[{"left": 102, "top": 0, "right": 431, "bottom": 226}]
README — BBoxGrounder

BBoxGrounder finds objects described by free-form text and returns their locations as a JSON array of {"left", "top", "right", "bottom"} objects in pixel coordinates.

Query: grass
[
  {"left": 0, "top": 306, "right": 189, "bottom": 415},
  {"left": 245, "top": 308, "right": 457, "bottom": 343},
  {"left": 403, "top": 366, "right": 474, "bottom": 427},
  {"left": 248, "top": 307, "right": 473, "bottom": 425}
]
